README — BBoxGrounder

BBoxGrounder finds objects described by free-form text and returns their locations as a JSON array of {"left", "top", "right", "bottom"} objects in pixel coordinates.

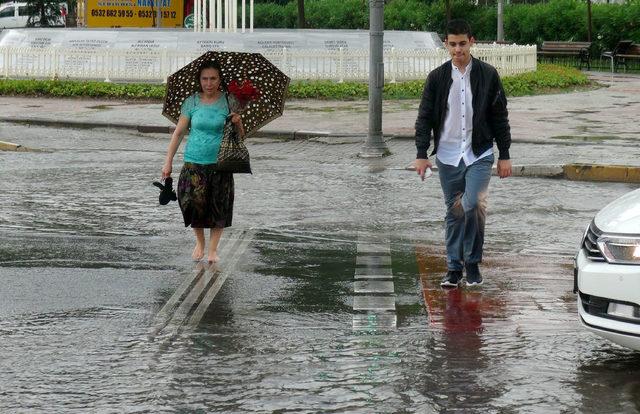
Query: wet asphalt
[{"left": 2, "top": 73, "right": 640, "bottom": 412}]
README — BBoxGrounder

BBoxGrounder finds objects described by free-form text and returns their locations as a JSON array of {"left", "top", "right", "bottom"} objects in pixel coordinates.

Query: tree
[
  {"left": 25, "top": 0, "right": 62, "bottom": 27},
  {"left": 297, "top": 0, "right": 305, "bottom": 28}
]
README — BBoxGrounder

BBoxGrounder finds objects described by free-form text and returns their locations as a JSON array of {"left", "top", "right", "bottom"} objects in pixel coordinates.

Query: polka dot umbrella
[{"left": 162, "top": 51, "right": 290, "bottom": 136}]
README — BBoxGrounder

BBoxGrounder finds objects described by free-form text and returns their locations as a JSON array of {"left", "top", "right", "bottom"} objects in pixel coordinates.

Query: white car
[
  {"left": 0, "top": 2, "right": 66, "bottom": 29},
  {"left": 575, "top": 187, "right": 640, "bottom": 351}
]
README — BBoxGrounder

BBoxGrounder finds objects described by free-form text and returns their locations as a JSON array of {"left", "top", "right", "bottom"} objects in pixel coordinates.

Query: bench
[
  {"left": 601, "top": 40, "right": 634, "bottom": 72},
  {"left": 537, "top": 41, "right": 592, "bottom": 69},
  {"left": 475, "top": 40, "right": 512, "bottom": 45},
  {"left": 612, "top": 43, "right": 640, "bottom": 72}
]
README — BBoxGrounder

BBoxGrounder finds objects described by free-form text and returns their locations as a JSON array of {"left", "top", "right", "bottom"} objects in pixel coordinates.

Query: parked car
[
  {"left": 0, "top": 1, "right": 66, "bottom": 29},
  {"left": 575, "top": 187, "right": 640, "bottom": 351}
]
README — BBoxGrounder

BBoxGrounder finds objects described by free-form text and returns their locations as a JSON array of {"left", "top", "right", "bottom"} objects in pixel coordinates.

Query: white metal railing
[
  {"left": 0, "top": 44, "right": 537, "bottom": 83},
  {"left": 193, "top": 0, "right": 254, "bottom": 33}
]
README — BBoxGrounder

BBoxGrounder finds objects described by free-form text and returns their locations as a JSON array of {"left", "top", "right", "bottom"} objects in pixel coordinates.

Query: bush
[
  {"left": 0, "top": 79, "right": 166, "bottom": 99},
  {"left": 501, "top": 63, "right": 589, "bottom": 97},
  {"left": 286, "top": 63, "right": 590, "bottom": 99},
  {"left": 0, "top": 64, "right": 589, "bottom": 101}
]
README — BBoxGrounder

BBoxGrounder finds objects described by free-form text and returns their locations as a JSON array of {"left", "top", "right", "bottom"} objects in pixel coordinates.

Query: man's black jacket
[{"left": 415, "top": 57, "right": 511, "bottom": 160}]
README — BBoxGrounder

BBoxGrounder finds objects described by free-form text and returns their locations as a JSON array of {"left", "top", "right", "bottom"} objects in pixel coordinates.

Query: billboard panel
[{"left": 86, "top": 0, "right": 183, "bottom": 28}]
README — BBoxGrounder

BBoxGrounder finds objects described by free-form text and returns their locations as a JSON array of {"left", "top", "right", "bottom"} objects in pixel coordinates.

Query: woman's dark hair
[{"left": 196, "top": 60, "right": 226, "bottom": 91}]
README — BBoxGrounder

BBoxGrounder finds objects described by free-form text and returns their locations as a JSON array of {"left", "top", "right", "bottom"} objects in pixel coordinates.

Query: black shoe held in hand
[{"left": 153, "top": 177, "right": 178, "bottom": 205}]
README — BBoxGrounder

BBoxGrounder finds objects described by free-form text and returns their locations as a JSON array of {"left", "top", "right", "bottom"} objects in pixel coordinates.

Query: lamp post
[
  {"left": 497, "top": 0, "right": 504, "bottom": 42},
  {"left": 360, "top": 0, "right": 389, "bottom": 158}
]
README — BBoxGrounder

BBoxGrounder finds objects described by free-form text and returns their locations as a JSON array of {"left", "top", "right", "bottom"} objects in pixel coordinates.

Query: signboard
[{"left": 86, "top": 0, "right": 183, "bottom": 28}]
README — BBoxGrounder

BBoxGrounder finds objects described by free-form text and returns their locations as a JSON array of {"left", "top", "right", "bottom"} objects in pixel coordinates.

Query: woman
[{"left": 161, "top": 60, "right": 244, "bottom": 263}]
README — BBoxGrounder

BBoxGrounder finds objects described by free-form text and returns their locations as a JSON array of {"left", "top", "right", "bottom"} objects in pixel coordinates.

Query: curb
[
  {"left": 0, "top": 140, "right": 39, "bottom": 152},
  {"left": 405, "top": 163, "right": 640, "bottom": 183},
  {"left": 0, "top": 117, "right": 332, "bottom": 139},
  {"left": 404, "top": 164, "right": 564, "bottom": 179},
  {"left": 3, "top": 115, "right": 640, "bottom": 184},
  {"left": 1, "top": 117, "right": 629, "bottom": 147},
  {"left": 0, "top": 117, "right": 148, "bottom": 132},
  {"left": 510, "top": 164, "right": 565, "bottom": 179},
  {"left": 564, "top": 163, "right": 640, "bottom": 184}
]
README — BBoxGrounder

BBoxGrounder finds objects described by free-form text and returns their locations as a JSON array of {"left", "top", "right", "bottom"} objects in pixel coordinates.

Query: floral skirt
[{"left": 177, "top": 162, "right": 234, "bottom": 228}]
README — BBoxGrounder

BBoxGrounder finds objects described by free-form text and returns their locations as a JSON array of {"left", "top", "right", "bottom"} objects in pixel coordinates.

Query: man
[{"left": 414, "top": 18, "right": 512, "bottom": 288}]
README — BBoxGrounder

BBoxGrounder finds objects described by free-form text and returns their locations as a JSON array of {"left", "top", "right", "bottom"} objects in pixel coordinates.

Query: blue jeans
[{"left": 436, "top": 155, "right": 494, "bottom": 271}]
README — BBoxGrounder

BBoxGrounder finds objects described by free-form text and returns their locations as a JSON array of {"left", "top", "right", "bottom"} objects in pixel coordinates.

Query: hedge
[{"left": 0, "top": 64, "right": 589, "bottom": 100}]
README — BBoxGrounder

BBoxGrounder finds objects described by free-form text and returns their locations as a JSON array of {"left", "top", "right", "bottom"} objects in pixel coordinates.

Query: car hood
[{"left": 595, "top": 188, "right": 640, "bottom": 234}]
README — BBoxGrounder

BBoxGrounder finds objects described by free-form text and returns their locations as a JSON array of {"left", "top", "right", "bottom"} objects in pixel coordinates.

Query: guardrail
[{"left": 0, "top": 44, "right": 536, "bottom": 83}]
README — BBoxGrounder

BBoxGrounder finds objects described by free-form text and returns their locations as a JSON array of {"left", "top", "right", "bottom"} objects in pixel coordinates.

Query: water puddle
[{"left": 2, "top": 229, "right": 640, "bottom": 411}]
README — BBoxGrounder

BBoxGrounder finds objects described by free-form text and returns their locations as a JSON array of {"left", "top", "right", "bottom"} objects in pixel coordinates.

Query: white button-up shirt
[{"left": 437, "top": 60, "right": 493, "bottom": 167}]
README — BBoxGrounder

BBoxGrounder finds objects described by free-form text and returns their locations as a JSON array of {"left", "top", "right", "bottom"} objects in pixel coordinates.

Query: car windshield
[{"left": 0, "top": 6, "right": 15, "bottom": 17}]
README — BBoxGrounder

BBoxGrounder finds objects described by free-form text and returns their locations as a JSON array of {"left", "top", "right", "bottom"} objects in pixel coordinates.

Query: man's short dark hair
[{"left": 446, "top": 19, "right": 473, "bottom": 38}]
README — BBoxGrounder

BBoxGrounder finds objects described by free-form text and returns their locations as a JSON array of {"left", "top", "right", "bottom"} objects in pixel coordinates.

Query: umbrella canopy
[{"left": 162, "top": 51, "right": 290, "bottom": 136}]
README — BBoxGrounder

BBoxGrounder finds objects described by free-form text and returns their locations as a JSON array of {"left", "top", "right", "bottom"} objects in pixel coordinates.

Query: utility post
[
  {"left": 587, "top": 0, "right": 593, "bottom": 42},
  {"left": 497, "top": 0, "right": 504, "bottom": 42},
  {"left": 157, "top": 0, "right": 162, "bottom": 28},
  {"left": 360, "top": 0, "right": 389, "bottom": 158}
]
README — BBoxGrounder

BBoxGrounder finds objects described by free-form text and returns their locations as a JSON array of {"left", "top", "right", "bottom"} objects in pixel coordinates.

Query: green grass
[
  {"left": 0, "top": 64, "right": 590, "bottom": 101},
  {"left": 501, "top": 64, "right": 591, "bottom": 97}
]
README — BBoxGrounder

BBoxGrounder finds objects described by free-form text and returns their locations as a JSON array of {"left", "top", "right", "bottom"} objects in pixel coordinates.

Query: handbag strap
[{"left": 224, "top": 92, "right": 231, "bottom": 120}]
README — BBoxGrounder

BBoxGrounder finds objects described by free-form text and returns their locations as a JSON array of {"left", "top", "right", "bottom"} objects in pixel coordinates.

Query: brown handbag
[{"left": 215, "top": 94, "right": 252, "bottom": 174}]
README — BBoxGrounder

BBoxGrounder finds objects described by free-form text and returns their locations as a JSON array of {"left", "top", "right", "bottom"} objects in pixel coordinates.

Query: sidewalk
[{"left": 1, "top": 71, "right": 639, "bottom": 180}]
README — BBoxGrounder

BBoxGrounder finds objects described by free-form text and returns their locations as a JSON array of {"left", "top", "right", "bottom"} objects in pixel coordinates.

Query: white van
[{"left": 0, "top": 2, "right": 66, "bottom": 29}]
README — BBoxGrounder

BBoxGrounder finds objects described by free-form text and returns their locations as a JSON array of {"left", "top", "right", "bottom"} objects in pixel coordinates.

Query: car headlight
[
  {"left": 579, "top": 224, "right": 589, "bottom": 249},
  {"left": 597, "top": 236, "right": 640, "bottom": 264}
]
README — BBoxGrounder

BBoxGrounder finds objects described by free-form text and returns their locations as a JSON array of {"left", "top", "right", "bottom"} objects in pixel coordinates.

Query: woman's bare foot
[
  {"left": 207, "top": 251, "right": 220, "bottom": 264},
  {"left": 192, "top": 244, "right": 204, "bottom": 261}
]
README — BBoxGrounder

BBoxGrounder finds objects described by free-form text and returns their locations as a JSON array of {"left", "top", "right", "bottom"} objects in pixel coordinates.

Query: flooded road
[{"left": 1, "top": 125, "right": 640, "bottom": 412}]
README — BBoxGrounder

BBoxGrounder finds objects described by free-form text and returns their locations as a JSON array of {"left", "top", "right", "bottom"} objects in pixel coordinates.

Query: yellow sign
[{"left": 86, "top": 0, "right": 183, "bottom": 28}]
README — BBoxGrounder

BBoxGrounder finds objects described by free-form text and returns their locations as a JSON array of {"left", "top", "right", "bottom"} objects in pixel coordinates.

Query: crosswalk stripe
[
  {"left": 354, "top": 280, "right": 394, "bottom": 293},
  {"left": 356, "top": 255, "right": 392, "bottom": 266},
  {"left": 149, "top": 228, "right": 247, "bottom": 338},
  {"left": 352, "top": 234, "right": 397, "bottom": 331},
  {"left": 186, "top": 229, "right": 256, "bottom": 328},
  {"left": 355, "top": 267, "right": 393, "bottom": 277}
]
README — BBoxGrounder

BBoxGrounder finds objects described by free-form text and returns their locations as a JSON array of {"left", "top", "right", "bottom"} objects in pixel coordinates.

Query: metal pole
[
  {"left": 361, "top": 0, "right": 388, "bottom": 158},
  {"left": 497, "top": 0, "right": 504, "bottom": 42},
  {"left": 210, "top": 0, "right": 215, "bottom": 31},
  {"left": 587, "top": 0, "right": 593, "bottom": 42},
  {"left": 194, "top": 0, "right": 199, "bottom": 31},
  {"left": 216, "top": 0, "right": 221, "bottom": 32},
  {"left": 157, "top": 0, "right": 162, "bottom": 28}
]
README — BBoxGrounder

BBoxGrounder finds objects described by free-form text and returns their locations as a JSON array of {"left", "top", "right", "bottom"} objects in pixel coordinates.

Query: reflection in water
[
  {"left": 443, "top": 288, "right": 484, "bottom": 362},
  {"left": 574, "top": 350, "right": 640, "bottom": 413},
  {"left": 5, "top": 228, "right": 640, "bottom": 412},
  {"left": 415, "top": 244, "right": 509, "bottom": 409},
  {"left": 251, "top": 229, "right": 356, "bottom": 314},
  {"left": 444, "top": 288, "right": 483, "bottom": 334}
]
